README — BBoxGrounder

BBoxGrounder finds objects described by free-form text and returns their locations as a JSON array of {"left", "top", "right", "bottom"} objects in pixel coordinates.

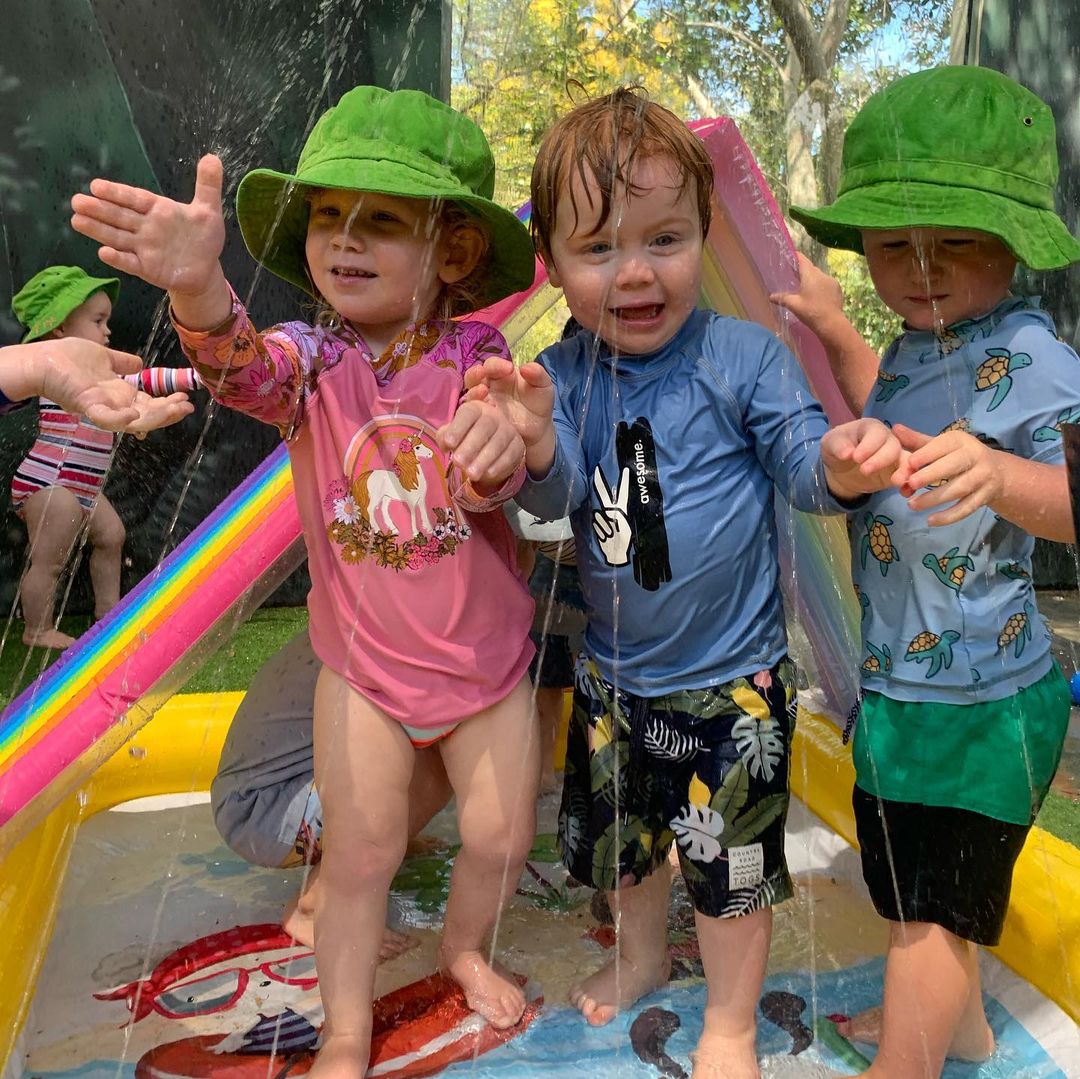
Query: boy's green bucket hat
[
  {"left": 791, "top": 66, "right": 1080, "bottom": 270},
  {"left": 12, "top": 265, "right": 120, "bottom": 343},
  {"left": 236, "top": 85, "right": 535, "bottom": 309}
]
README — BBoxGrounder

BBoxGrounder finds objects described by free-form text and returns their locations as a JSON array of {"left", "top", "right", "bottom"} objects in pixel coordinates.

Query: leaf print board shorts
[{"left": 557, "top": 657, "right": 797, "bottom": 918}]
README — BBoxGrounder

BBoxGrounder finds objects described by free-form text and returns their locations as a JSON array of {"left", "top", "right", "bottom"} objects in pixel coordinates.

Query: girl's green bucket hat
[
  {"left": 791, "top": 66, "right": 1080, "bottom": 271},
  {"left": 12, "top": 265, "right": 120, "bottom": 343},
  {"left": 236, "top": 85, "right": 535, "bottom": 308}
]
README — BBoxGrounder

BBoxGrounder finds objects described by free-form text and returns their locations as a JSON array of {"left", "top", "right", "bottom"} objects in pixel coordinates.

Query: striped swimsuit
[{"left": 10, "top": 367, "right": 199, "bottom": 514}]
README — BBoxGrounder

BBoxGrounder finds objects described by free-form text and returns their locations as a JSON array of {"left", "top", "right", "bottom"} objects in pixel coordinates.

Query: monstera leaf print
[
  {"left": 732, "top": 713, "right": 785, "bottom": 782},
  {"left": 671, "top": 803, "right": 726, "bottom": 863}
]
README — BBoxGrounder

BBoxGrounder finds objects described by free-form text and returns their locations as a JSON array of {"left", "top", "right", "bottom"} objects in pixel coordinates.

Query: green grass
[
  {"left": 1036, "top": 790, "right": 1080, "bottom": 848},
  {"left": 178, "top": 607, "right": 308, "bottom": 693},
  {"left": 0, "top": 607, "right": 308, "bottom": 707}
]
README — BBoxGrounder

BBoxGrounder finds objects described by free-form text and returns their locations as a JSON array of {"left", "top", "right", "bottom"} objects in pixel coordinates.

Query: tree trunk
[{"left": 771, "top": 0, "right": 851, "bottom": 266}]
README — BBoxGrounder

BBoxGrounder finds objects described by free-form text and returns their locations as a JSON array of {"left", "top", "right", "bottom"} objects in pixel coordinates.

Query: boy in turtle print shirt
[{"left": 775, "top": 66, "right": 1080, "bottom": 1078}]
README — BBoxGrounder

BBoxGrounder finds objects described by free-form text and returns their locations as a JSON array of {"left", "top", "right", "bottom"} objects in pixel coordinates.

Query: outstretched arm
[
  {"left": 771, "top": 253, "right": 880, "bottom": 416},
  {"left": 0, "top": 338, "right": 193, "bottom": 432},
  {"left": 71, "top": 154, "right": 231, "bottom": 330},
  {"left": 897, "top": 424, "right": 1075, "bottom": 542}
]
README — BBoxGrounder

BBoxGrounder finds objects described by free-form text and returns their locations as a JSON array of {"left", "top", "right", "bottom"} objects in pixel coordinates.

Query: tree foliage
[{"left": 451, "top": 0, "right": 956, "bottom": 338}]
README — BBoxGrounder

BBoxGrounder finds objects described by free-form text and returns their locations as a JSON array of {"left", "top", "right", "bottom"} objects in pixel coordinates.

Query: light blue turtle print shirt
[{"left": 854, "top": 296, "right": 1080, "bottom": 704}]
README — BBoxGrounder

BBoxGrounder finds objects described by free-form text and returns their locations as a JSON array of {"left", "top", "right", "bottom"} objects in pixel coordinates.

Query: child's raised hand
[
  {"left": 71, "top": 154, "right": 227, "bottom": 301},
  {"left": 893, "top": 423, "right": 1002, "bottom": 525},
  {"left": 769, "top": 252, "right": 845, "bottom": 332},
  {"left": 436, "top": 399, "right": 526, "bottom": 493},
  {"left": 821, "top": 417, "right": 909, "bottom": 500},
  {"left": 462, "top": 356, "right": 554, "bottom": 449}
]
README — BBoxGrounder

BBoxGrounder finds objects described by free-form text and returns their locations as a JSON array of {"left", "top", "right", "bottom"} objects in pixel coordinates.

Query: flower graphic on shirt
[
  {"left": 383, "top": 546, "right": 411, "bottom": 571},
  {"left": 340, "top": 540, "right": 365, "bottom": 564},
  {"left": 213, "top": 330, "right": 259, "bottom": 368},
  {"left": 333, "top": 495, "right": 361, "bottom": 525},
  {"left": 323, "top": 479, "right": 348, "bottom": 510},
  {"left": 323, "top": 431, "right": 472, "bottom": 576}
]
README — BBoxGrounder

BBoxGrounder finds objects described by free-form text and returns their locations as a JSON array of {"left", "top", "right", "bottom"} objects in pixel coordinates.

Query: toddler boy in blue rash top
[{"left": 464, "top": 87, "right": 906, "bottom": 1079}]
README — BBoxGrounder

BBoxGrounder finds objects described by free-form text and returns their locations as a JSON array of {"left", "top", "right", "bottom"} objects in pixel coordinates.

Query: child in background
[
  {"left": 505, "top": 501, "right": 584, "bottom": 792},
  {"left": 528, "top": 537, "right": 584, "bottom": 790},
  {"left": 10, "top": 266, "right": 199, "bottom": 648},
  {"left": 211, "top": 629, "right": 452, "bottom": 955},
  {"left": 467, "top": 87, "right": 905, "bottom": 1079},
  {"left": 72, "top": 85, "right": 540, "bottom": 1079},
  {"left": 774, "top": 65, "right": 1080, "bottom": 1078}
]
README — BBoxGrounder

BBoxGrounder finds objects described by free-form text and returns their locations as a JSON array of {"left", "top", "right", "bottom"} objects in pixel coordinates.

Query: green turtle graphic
[
  {"left": 861, "top": 514, "right": 898, "bottom": 577},
  {"left": 975, "top": 348, "right": 1032, "bottom": 412},
  {"left": 905, "top": 629, "right": 961, "bottom": 678},
  {"left": 921, "top": 547, "right": 974, "bottom": 592}
]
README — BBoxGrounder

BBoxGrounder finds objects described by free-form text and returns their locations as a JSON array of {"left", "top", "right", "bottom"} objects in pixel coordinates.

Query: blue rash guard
[{"left": 518, "top": 308, "right": 848, "bottom": 696}]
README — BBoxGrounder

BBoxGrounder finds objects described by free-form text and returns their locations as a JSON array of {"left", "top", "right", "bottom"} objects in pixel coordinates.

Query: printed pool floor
[{"left": 18, "top": 792, "right": 1080, "bottom": 1079}]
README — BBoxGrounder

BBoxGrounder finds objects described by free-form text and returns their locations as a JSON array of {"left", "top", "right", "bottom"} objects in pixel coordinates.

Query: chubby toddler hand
[
  {"left": 822, "top": 417, "right": 909, "bottom": 500},
  {"left": 436, "top": 399, "right": 525, "bottom": 493},
  {"left": 71, "top": 154, "right": 226, "bottom": 300},
  {"left": 769, "top": 252, "right": 846, "bottom": 332},
  {"left": 893, "top": 423, "right": 1002, "bottom": 525},
  {"left": 462, "top": 356, "right": 554, "bottom": 448}
]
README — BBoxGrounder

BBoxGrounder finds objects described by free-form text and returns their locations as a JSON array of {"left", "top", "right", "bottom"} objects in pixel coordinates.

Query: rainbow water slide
[{"left": 1, "top": 118, "right": 1077, "bottom": 1075}]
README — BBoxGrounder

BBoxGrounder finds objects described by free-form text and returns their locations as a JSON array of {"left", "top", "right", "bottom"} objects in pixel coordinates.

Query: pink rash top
[{"left": 174, "top": 290, "right": 534, "bottom": 729}]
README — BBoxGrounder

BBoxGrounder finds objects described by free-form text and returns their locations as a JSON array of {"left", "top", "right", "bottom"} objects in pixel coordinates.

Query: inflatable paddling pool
[
  {"left": 2, "top": 117, "right": 1079, "bottom": 1077},
  {"left": 13, "top": 747, "right": 1080, "bottom": 1079}
]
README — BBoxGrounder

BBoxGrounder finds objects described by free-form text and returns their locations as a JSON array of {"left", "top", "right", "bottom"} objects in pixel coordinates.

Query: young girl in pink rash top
[{"left": 71, "top": 85, "right": 541, "bottom": 1079}]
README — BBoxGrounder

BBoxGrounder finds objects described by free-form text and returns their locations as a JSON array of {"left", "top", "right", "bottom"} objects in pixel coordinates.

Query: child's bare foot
[
  {"left": 837, "top": 1006, "right": 995, "bottom": 1062},
  {"left": 23, "top": 628, "right": 75, "bottom": 649},
  {"left": 306, "top": 1032, "right": 369, "bottom": 1079},
  {"left": 690, "top": 1036, "right": 759, "bottom": 1079},
  {"left": 569, "top": 951, "right": 672, "bottom": 1027},
  {"left": 281, "top": 890, "right": 415, "bottom": 959},
  {"left": 440, "top": 947, "right": 526, "bottom": 1029}
]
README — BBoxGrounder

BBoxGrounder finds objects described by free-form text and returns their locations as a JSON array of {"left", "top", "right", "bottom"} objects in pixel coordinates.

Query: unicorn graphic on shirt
[{"left": 353, "top": 433, "right": 434, "bottom": 538}]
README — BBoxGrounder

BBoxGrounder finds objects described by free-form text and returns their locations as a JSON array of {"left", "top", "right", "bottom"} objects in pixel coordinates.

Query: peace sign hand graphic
[{"left": 591, "top": 466, "right": 633, "bottom": 566}]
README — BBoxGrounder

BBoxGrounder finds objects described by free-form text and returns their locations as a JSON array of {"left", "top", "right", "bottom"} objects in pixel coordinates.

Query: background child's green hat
[
  {"left": 236, "top": 85, "right": 535, "bottom": 308},
  {"left": 12, "top": 265, "right": 120, "bottom": 343},
  {"left": 790, "top": 66, "right": 1080, "bottom": 270}
]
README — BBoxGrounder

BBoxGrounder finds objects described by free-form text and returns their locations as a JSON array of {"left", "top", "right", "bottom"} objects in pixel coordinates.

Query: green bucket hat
[
  {"left": 791, "top": 66, "right": 1080, "bottom": 270},
  {"left": 236, "top": 85, "right": 535, "bottom": 309},
  {"left": 12, "top": 265, "right": 120, "bottom": 343}
]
